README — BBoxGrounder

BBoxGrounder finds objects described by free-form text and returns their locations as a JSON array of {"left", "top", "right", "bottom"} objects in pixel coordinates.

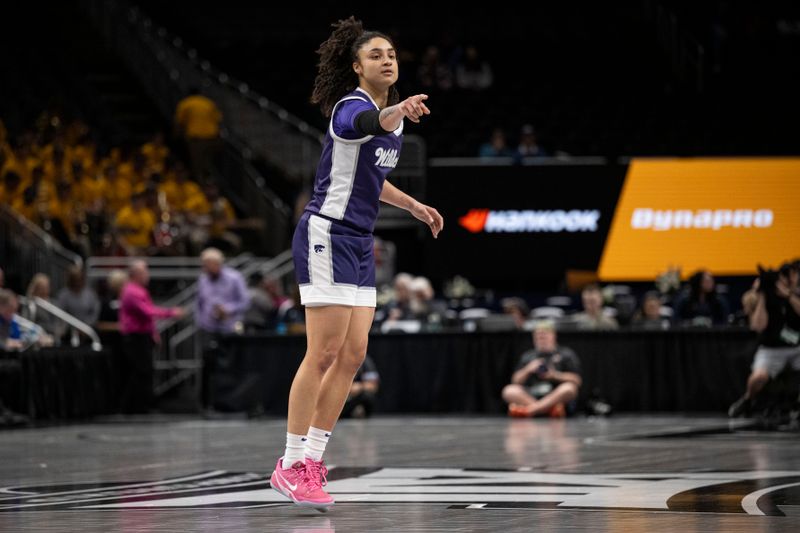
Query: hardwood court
[{"left": 1, "top": 415, "right": 798, "bottom": 532}]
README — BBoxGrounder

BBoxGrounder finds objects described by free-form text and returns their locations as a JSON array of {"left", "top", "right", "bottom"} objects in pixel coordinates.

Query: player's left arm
[{"left": 380, "top": 180, "right": 443, "bottom": 238}]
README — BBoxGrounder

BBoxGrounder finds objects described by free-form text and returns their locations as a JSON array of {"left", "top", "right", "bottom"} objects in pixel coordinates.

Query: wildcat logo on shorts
[
  {"left": 375, "top": 147, "right": 399, "bottom": 168},
  {"left": 2, "top": 468, "right": 797, "bottom": 515},
  {"left": 314, "top": 244, "right": 326, "bottom": 254}
]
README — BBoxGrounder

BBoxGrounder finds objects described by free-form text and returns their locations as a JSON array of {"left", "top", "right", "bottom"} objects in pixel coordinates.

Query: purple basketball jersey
[{"left": 304, "top": 88, "right": 404, "bottom": 233}]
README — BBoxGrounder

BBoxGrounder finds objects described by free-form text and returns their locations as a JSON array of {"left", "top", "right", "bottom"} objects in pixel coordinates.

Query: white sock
[
  {"left": 305, "top": 426, "right": 332, "bottom": 461},
  {"left": 282, "top": 432, "right": 307, "bottom": 469}
]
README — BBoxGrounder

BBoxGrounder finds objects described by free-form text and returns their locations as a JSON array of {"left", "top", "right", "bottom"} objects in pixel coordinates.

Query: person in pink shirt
[{"left": 119, "top": 260, "right": 184, "bottom": 413}]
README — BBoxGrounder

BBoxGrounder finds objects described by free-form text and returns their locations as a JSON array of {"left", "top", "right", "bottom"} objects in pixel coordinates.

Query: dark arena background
[{"left": 2, "top": 1, "right": 800, "bottom": 531}]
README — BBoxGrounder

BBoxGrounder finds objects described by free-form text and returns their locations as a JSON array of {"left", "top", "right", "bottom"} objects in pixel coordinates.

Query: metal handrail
[{"left": 29, "top": 297, "right": 103, "bottom": 352}]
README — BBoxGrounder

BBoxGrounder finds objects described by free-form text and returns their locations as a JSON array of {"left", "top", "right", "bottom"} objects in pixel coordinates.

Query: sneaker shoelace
[{"left": 305, "top": 460, "right": 329, "bottom": 489}]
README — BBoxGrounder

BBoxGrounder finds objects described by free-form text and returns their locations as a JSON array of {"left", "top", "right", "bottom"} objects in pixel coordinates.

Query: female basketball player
[{"left": 270, "top": 17, "right": 444, "bottom": 510}]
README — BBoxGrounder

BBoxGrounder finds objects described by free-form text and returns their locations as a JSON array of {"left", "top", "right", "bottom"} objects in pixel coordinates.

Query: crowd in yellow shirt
[{"left": 0, "top": 113, "right": 239, "bottom": 257}]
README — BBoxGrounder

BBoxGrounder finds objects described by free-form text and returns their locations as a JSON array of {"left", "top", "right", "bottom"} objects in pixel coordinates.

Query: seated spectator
[
  {"left": 244, "top": 272, "right": 277, "bottom": 332},
  {"left": 103, "top": 165, "right": 132, "bottom": 214},
  {"left": 409, "top": 276, "right": 442, "bottom": 322},
  {"left": 573, "top": 284, "right": 619, "bottom": 331},
  {"left": 159, "top": 163, "right": 202, "bottom": 214},
  {"left": 0, "top": 171, "right": 24, "bottom": 207},
  {"left": 20, "top": 274, "right": 59, "bottom": 342},
  {"left": 502, "top": 320, "right": 582, "bottom": 417},
  {"left": 383, "top": 273, "right": 414, "bottom": 323},
  {"left": 417, "top": 46, "right": 453, "bottom": 92},
  {"left": 140, "top": 132, "right": 170, "bottom": 174},
  {"left": 455, "top": 45, "right": 493, "bottom": 91},
  {"left": 501, "top": 297, "right": 530, "bottom": 329},
  {"left": 55, "top": 265, "right": 101, "bottom": 328},
  {"left": 186, "top": 183, "right": 240, "bottom": 254},
  {"left": 673, "top": 269, "right": 730, "bottom": 326},
  {"left": 516, "top": 124, "right": 548, "bottom": 158},
  {"left": 0, "top": 289, "right": 23, "bottom": 351},
  {"left": 340, "top": 355, "right": 380, "bottom": 418},
  {"left": 631, "top": 291, "right": 670, "bottom": 330},
  {"left": 277, "top": 285, "right": 305, "bottom": 335},
  {"left": 478, "top": 128, "right": 515, "bottom": 158},
  {"left": 114, "top": 190, "right": 156, "bottom": 255}
]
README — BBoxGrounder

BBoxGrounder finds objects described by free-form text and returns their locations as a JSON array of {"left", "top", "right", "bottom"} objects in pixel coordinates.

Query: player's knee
[
  {"left": 309, "top": 343, "right": 343, "bottom": 372},
  {"left": 338, "top": 348, "right": 367, "bottom": 374},
  {"left": 559, "top": 382, "right": 579, "bottom": 401},
  {"left": 751, "top": 368, "right": 770, "bottom": 384},
  {"left": 501, "top": 384, "right": 521, "bottom": 403}
]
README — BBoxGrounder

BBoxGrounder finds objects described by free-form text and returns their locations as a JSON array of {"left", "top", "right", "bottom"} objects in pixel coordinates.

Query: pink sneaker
[{"left": 270, "top": 457, "right": 334, "bottom": 511}]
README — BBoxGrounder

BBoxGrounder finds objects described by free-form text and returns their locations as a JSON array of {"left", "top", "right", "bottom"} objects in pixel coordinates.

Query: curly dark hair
[{"left": 311, "top": 16, "right": 400, "bottom": 117}]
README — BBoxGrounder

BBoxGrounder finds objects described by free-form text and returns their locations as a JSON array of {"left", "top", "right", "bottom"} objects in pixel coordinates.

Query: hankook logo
[
  {"left": 2, "top": 468, "right": 798, "bottom": 516},
  {"left": 459, "top": 209, "right": 601, "bottom": 234}
]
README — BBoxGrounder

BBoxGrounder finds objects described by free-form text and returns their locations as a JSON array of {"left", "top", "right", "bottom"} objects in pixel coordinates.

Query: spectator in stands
[
  {"left": 160, "top": 162, "right": 200, "bottom": 213},
  {"left": 46, "top": 180, "right": 88, "bottom": 256},
  {"left": 264, "top": 275, "right": 290, "bottom": 311},
  {"left": 516, "top": 124, "right": 548, "bottom": 158},
  {"left": 501, "top": 297, "right": 530, "bottom": 329},
  {"left": 573, "top": 284, "right": 619, "bottom": 330},
  {"left": 195, "top": 248, "right": 250, "bottom": 409},
  {"left": 114, "top": 190, "right": 156, "bottom": 255},
  {"left": 631, "top": 291, "right": 670, "bottom": 330},
  {"left": 417, "top": 46, "right": 453, "bottom": 92},
  {"left": 119, "top": 260, "right": 184, "bottom": 413},
  {"left": 243, "top": 272, "right": 277, "bottom": 332},
  {"left": 276, "top": 285, "right": 305, "bottom": 335},
  {"left": 20, "top": 166, "right": 54, "bottom": 220},
  {"left": 55, "top": 266, "right": 100, "bottom": 328},
  {"left": 0, "top": 171, "right": 24, "bottom": 208},
  {"left": 729, "top": 261, "right": 800, "bottom": 417},
  {"left": 340, "top": 355, "right": 380, "bottom": 418},
  {"left": 78, "top": 162, "right": 108, "bottom": 249},
  {"left": 502, "top": 320, "right": 582, "bottom": 417},
  {"left": 174, "top": 87, "right": 222, "bottom": 183},
  {"left": 141, "top": 132, "right": 169, "bottom": 174},
  {"left": 0, "top": 289, "right": 23, "bottom": 351},
  {"left": 97, "top": 269, "right": 128, "bottom": 329},
  {"left": 11, "top": 184, "right": 38, "bottom": 222},
  {"left": 673, "top": 270, "right": 730, "bottom": 326},
  {"left": 21, "top": 274, "right": 58, "bottom": 343},
  {"left": 455, "top": 45, "right": 493, "bottom": 91},
  {"left": 103, "top": 165, "right": 131, "bottom": 214},
  {"left": 383, "top": 272, "right": 414, "bottom": 322},
  {"left": 409, "top": 276, "right": 436, "bottom": 320},
  {"left": 478, "top": 128, "right": 515, "bottom": 158},
  {"left": 187, "top": 183, "right": 240, "bottom": 254},
  {"left": 195, "top": 248, "right": 250, "bottom": 334},
  {"left": 0, "top": 290, "right": 27, "bottom": 349}
]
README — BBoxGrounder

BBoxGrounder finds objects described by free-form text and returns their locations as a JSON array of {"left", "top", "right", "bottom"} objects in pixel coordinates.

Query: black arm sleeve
[{"left": 354, "top": 110, "right": 393, "bottom": 136}]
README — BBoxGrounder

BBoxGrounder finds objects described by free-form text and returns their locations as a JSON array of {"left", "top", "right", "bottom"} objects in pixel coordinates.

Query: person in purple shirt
[
  {"left": 195, "top": 248, "right": 250, "bottom": 334},
  {"left": 195, "top": 248, "right": 250, "bottom": 409},
  {"left": 270, "top": 17, "right": 444, "bottom": 510}
]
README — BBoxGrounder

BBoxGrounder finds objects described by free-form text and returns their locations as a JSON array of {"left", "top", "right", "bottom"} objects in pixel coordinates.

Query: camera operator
[
  {"left": 501, "top": 320, "right": 582, "bottom": 417},
  {"left": 729, "top": 260, "right": 800, "bottom": 417}
]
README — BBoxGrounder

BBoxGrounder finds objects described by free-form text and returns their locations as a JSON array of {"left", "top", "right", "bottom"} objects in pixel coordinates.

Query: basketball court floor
[{"left": 1, "top": 415, "right": 798, "bottom": 531}]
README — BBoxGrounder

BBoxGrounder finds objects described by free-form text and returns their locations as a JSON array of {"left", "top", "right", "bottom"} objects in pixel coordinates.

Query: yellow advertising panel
[{"left": 598, "top": 158, "right": 800, "bottom": 280}]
